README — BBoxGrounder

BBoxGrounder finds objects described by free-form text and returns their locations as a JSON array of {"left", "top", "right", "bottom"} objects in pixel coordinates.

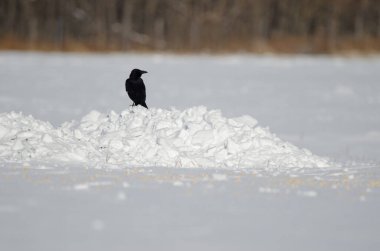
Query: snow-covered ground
[
  {"left": 0, "top": 52, "right": 380, "bottom": 250},
  {"left": 1, "top": 52, "right": 380, "bottom": 162}
]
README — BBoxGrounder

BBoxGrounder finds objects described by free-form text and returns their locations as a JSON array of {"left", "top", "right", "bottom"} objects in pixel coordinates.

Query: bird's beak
[{"left": 142, "top": 70, "right": 148, "bottom": 74}]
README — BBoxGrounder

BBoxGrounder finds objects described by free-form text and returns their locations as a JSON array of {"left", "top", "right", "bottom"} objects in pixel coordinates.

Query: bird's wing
[
  {"left": 125, "top": 78, "right": 147, "bottom": 104},
  {"left": 125, "top": 79, "right": 131, "bottom": 92},
  {"left": 139, "top": 79, "right": 147, "bottom": 100}
]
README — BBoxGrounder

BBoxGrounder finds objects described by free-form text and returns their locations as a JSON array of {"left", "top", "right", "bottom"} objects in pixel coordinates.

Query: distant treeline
[{"left": 1, "top": 0, "right": 380, "bottom": 53}]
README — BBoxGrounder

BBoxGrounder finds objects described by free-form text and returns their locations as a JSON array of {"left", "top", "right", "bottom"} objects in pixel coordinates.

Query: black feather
[{"left": 125, "top": 69, "right": 148, "bottom": 109}]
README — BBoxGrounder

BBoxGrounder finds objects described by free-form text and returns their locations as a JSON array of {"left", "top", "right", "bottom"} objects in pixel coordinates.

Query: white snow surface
[
  {"left": 1, "top": 52, "right": 380, "bottom": 163},
  {"left": 0, "top": 106, "right": 330, "bottom": 168},
  {"left": 1, "top": 52, "right": 380, "bottom": 251}
]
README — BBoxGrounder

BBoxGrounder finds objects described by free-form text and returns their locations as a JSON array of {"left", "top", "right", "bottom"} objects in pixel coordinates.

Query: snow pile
[{"left": 0, "top": 106, "right": 331, "bottom": 168}]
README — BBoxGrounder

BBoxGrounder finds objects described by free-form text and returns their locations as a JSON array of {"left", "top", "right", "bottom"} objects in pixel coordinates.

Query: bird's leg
[{"left": 129, "top": 102, "right": 135, "bottom": 113}]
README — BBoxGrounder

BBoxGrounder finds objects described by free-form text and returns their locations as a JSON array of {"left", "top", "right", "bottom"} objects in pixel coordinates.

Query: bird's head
[{"left": 130, "top": 69, "right": 148, "bottom": 79}]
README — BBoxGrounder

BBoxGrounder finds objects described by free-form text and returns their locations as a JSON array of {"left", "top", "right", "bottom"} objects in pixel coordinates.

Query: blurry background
[{"left": 1, "top": 0, "right": 380, "bottom": 53}]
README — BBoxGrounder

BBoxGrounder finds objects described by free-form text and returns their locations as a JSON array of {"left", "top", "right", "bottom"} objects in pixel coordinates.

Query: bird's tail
[{"left": 140, "top": 102, "right": 148, "bottom": 109}]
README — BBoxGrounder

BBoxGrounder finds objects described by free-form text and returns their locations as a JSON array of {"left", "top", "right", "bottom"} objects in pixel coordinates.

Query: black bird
[{"left": 125, "top": 69, "right": 148, "bottom": 109}]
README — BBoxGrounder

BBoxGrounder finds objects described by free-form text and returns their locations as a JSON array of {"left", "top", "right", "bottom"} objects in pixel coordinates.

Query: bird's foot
[{"left": 129, "top": 103, "right": 135, "bottom": 113}]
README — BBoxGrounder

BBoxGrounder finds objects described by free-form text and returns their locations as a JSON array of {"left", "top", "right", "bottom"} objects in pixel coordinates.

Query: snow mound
[{"left": 0, "top": 106, "right": 331, "bottom": 168}]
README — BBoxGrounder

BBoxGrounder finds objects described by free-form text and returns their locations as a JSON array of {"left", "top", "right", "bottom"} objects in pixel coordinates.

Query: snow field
[
  {"left": 1, "top": 52, "right": 380, "bottom": 251},
  {"left": 1, "top": 163, "right": 379, "bottom": 251},
  {"left": 1, "top": 52, "right": 380, "bottom": 162}
]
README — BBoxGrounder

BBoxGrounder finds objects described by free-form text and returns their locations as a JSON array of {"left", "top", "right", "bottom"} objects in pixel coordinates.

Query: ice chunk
[
  {"left": 0, "top": 125, "right": 9, "bottom": 139},
  {"left": 82, "top": 110, "right": 102, "bottom": 122},
  {"left": 42, "top": 134, "right": 53, "bottom": 143},
  {"left": 192, "top": 130, "right": 214, "bottom": 146},
  {"left": 229, "top": 115, "right": 258, "bottom": 128}
]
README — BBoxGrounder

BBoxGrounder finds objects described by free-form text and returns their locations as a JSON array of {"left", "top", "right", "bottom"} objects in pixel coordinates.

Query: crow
[{"left": 125, "top": 69, "right": 148, "bottom": 109}]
